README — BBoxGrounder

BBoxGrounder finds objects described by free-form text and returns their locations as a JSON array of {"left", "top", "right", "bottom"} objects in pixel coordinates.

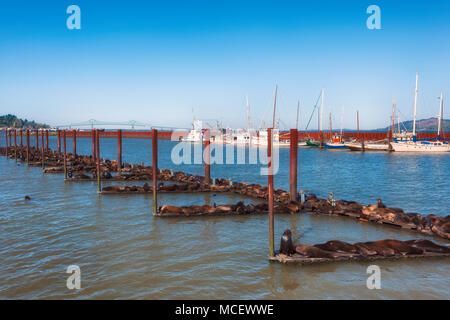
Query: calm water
[{"left": 0, "top": 136, "right": 449, "bottom": 299}]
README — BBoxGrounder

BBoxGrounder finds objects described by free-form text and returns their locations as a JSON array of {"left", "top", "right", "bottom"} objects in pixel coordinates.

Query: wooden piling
[
  {"left": 204, "top": 129, "right": 211, "bottom": 184},
  {"left": 5, "top": 129, "right": 8, "bottom": 155},
  {"left": 96, "top": 130, "right": 101, "bottom": 193},
  {"left": 20, "top": 129, "right": 23, "bottom": 147},
  {"left": 63, "top": 130, "right": 67, "bottom": 180},
  {"left": 45, "top": 130, "right": 49, "bottom": 151},
  {"left": 9, "top": 129, "right": 12, "bottom": 148},
  {"left": 268, "top": 127, "right": 274, "bottom": 257},
  {"left": 13, "top": 129, "right": 17, "bottom": 162},
  {"left": 35, "top": 129, "right": 39, "bottom": 150},
  {"left": 152, "top": 129, "right": 158, "bottom": 213},
  {"left": 57, "top": 130, "right": 61, "bottom": 153},
  {"left": 72, "top": 129, "right": 77, "bottom": 158},
  {"left": 26, "top": 129, "right": 30, "bottom": 165},
  {"left": 41, "top": 130, "right": 44, "bottom": 168},
  {"left": 289, "top": 129, "right": 298, "bottom": 202},
  {"left": 117, "top": 129, "right": 122, "bottom": 173},
  {"left": 90, "top": 129, "right": 95, "bottom": 163}
]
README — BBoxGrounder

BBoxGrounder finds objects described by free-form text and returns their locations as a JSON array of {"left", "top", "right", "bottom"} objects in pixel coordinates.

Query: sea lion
[
  {"left": 314, "top": 240, "right": 359, "bottom": 254},
  {"left": 160, "top": 205, "right": 184, "bottom": 214},
  {"left": 295, "top": 245, "right": 340, "bottom": 259},
  {"left": 24, "top": 195, "right": 31, "bottom": 201},
  {"left": 279, "top": 229, "right": 296, "bottom": 256},
  {"left": 376, "top": 198, "right": 386, "bottom": 208},
  {"left": 354, "top": 242, "right": 378, "bottom": 256},
  {"left": 372, "top": 239, "right": 424, "bottom": 255},
  {"left": 361, "top": 242, "right": 396, "bottom": 257},
  {"left": 404, "top": 239, "right": 450, "bottom": 254}
]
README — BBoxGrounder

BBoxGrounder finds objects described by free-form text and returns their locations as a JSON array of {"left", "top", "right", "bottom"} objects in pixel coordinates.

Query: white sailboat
[{"left": 391, "top": 73, "right": 450, "bottom": 152}]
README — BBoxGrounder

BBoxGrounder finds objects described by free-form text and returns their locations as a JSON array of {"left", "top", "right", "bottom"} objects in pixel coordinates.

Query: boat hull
[{"left": 391, "top": 141, "right": 450, "bottom": 152}]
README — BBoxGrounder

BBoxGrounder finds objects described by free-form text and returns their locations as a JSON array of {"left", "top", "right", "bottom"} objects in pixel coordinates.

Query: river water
[{"left": 1, "top": 136, "right": 449, "bottom": 299}]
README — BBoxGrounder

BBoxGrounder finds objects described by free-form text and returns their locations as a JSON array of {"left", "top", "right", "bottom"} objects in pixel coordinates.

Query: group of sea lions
[
  {"left": 158, "top": 201, "right": 272, "bottom": 216},
  {"left": 278, "top": 229, "right": 450, "bottom": 261},
  {"left": 1, "top": 145, "right": 449, "bottom": 241},
  {"left": 301, "top": 194, "right": 450, "bottom": 240}
]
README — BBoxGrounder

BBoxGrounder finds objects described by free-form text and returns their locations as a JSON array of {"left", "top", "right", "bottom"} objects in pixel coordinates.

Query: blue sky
[{"left": 0, "top": 0, "right": 449, "bottom": 130}]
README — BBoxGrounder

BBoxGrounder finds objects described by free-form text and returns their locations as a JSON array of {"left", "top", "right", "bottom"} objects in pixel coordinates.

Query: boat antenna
[
  {"left": 412, "top": 73, "right": 418, "bottom": 141},
  {"left": 272, "top": 85, "right": 278, "bottom": 129},
  {"left": 438, "top": 92, "right": 443, "bottom": 139}
]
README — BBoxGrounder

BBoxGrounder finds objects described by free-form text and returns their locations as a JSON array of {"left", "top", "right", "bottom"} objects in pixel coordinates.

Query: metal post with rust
[
  {"left": 204, "top": 129, "right": 211, "bottom": 184},
  {"left": 9, "top": 129, "right": 12, "bottom": 149},
  {"left": 45, "top": 130, "right": 49, "bottom": 151},
  {"left": 5, "top": 129, "right": 8, "bottom": 156},
  {"left": 91, "top": 129, "right": 96, "bottom": 163},
  {"left": 152, "top": 129, "right": 158, "bottom": 214},
  {"left": 41, "top": 129, "right": 44, "bottom": 168},
  {"left": 96, "top": 129, "right": 101, "bottom": 193},
  {"left": 35, "top": 129, "right": 39, "bottom": 150},
  {"left": 26, "top": 129, "right": 30, "bottom": 165},
  {"left": 117, "top": 129, "right": 122, "bottom": 173},
  {"left": 20, "top": 129, "right": 23, "bottom": 147},
  {"left": 72, "top": 129, "right": 77, "bottom": 158},
  {"left": 13, "top": 129, "right": 17, "bottom": 162},
  {"left": 57, "top": 130, "right": 61, "bottom": 153},
  {"left": 289, "top": 129, "right": 298, "bottom": 202},
  {"left": 268, "top": 127, "right": 275, "bottom": 257},
  {"left": 63, "top": 130, "right": 67, "bottom": 180}
]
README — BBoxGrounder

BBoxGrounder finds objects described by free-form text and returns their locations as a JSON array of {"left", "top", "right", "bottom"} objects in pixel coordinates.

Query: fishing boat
[
  {"left": 347, "top": 140, "right": 389, "bottom": 151},
  {"left": 324, "top": 108, "right": 348, "bottom": 149},
  {"left": 391, "top": 73, "right": 450, "bottom": 152}
]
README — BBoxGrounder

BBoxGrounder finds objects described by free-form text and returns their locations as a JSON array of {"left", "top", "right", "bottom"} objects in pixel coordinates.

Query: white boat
[
  {"left": 391, "top": 73, "right": 450, "bottom": 152},
  {"left": 182, "top": 120, "right": 203, "bottom": 142},
  {"left": 347, "top": 141, "right": 389, "bottom": 151},
  {"left": 391, "top": 140, "right": 450, "bottom": 152}
]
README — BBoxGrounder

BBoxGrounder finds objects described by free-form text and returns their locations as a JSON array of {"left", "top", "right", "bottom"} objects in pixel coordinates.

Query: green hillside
[{"left": 0, "top": 114, "right": 49, "bottom": 129}]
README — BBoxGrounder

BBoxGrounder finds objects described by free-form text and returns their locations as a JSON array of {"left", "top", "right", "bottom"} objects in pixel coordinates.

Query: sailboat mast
[
  {"left": 296, "top": 101, "right": 300, "bottom": 131},
  {"left": 392, "top": 99, "right": 396, "bottom": 137},
  {"left": 320, "top": 89, "right": 324, "bottom": 133},
  {"left": 412, "top": 73, "right": 418, "bottom": 140},
  {"left": 272, "top": 85, "right": 278, "bottom": 129},
  {"left": 340, "top": 105, "right": 344, "bottom": 137},
  {"left": 329, "top": 112, "right": 332, "bottom": 136},
  {"left": 438, "top": 92, "right": 443, "bottom": 138},
  {"left": 246, "top": 95, "right": 251, "bottom": 131}
]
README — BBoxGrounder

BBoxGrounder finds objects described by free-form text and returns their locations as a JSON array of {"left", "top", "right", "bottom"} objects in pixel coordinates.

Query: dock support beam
[
  {"left": 45, "top": 130, "right": 49, "bottom": 151},
  {"left": 63, "top": 130, "right": 67, "bottom": 180},
  {"left": 204, "top": 129, "right": 211, "bottom": 184},
  {"left": 41, "top": 130, "right": 44, "bottom": 168},
  {"left": 13, "top": 129, "right": 17, "bottom": 162},
  {"left": 117, "top": 129, "right": 122, "bottom": 173},
  {"left": 152, "top": 129, "right": 158, "bottom": 213},
  {"left": 20, "top": 129, "right": 23, "bottom": 147},
  {"left": 289, "top": 129, "right": 298, "bottom": 202},
  {"left": 26, "top": 129, "right": 30, "bottom": 165},
  {"left": 57, "top": 130, "right": 61, "bottom": 153},
  {"left": 5, "top": 129, "right": 8, "bottom": 156},
  {"left": 72, "top": 129, "right": 77, "bottom": 158},
  {"left": 91, "top": 129, "right": 96, "bottom": 163},
  {"left": 35, "top": 129, "right": 39, "bottom": 150},
  {"left": 96, "top": 129, "right": 101, "bottom": 193},
  {"left": 268, "top": 127, "right": 275, "bottom": 258}
]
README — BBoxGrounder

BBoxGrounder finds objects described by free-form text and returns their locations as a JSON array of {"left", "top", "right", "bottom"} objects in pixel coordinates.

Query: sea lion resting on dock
[{"left": 278, "top": 229, "right": 450, "bottom": 260}]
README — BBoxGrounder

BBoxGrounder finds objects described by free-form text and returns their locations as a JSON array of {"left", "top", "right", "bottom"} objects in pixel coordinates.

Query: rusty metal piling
[
  {"left": 41, "top": 130, "right": 44, "bottom": 168},
  {"left": 26, "top": 129, "right": 30, "bottom": 165},
  {"left": 63, "top": 130, "right": 67, "bottom": 180},
  {"left": 204, "top": 129, "right": 211, "bottom": 184},
  {"left": 35, "top": 129, "right": 39, "bottom": 150},
  {"left": 72, "top": 129, "right": 77, "bottom": 158},
  {"left": 96, "top": 130, "right": 101, "bottom": 193},
  {"left": 268, "top": 127, "right": 274, "bottom": 257},
  {"left": 117, "top": 129, "right": 122, "bottom": 173},
  {"left": 57, "top": 130, "right": 61, "bottom": 153},
  {"left": 91, "top": 129, "right": 96, "bottom": 163},
  {"left": 13, "top": 129, "right": 17, "bottom": 162},
  {"left": 152, "top": 129, "right": 158, "bottom": 214},
  {"left": 45, "top": 130, "right": 49, "bottom": 151},
  {"left": 289, "top": 129, "right": 298, "bottom": 202}
]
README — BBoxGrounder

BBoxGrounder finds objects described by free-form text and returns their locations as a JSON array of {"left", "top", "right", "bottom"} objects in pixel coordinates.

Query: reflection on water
[{"left": 0, "top": 137, "right": 449, "bottom": 299}]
